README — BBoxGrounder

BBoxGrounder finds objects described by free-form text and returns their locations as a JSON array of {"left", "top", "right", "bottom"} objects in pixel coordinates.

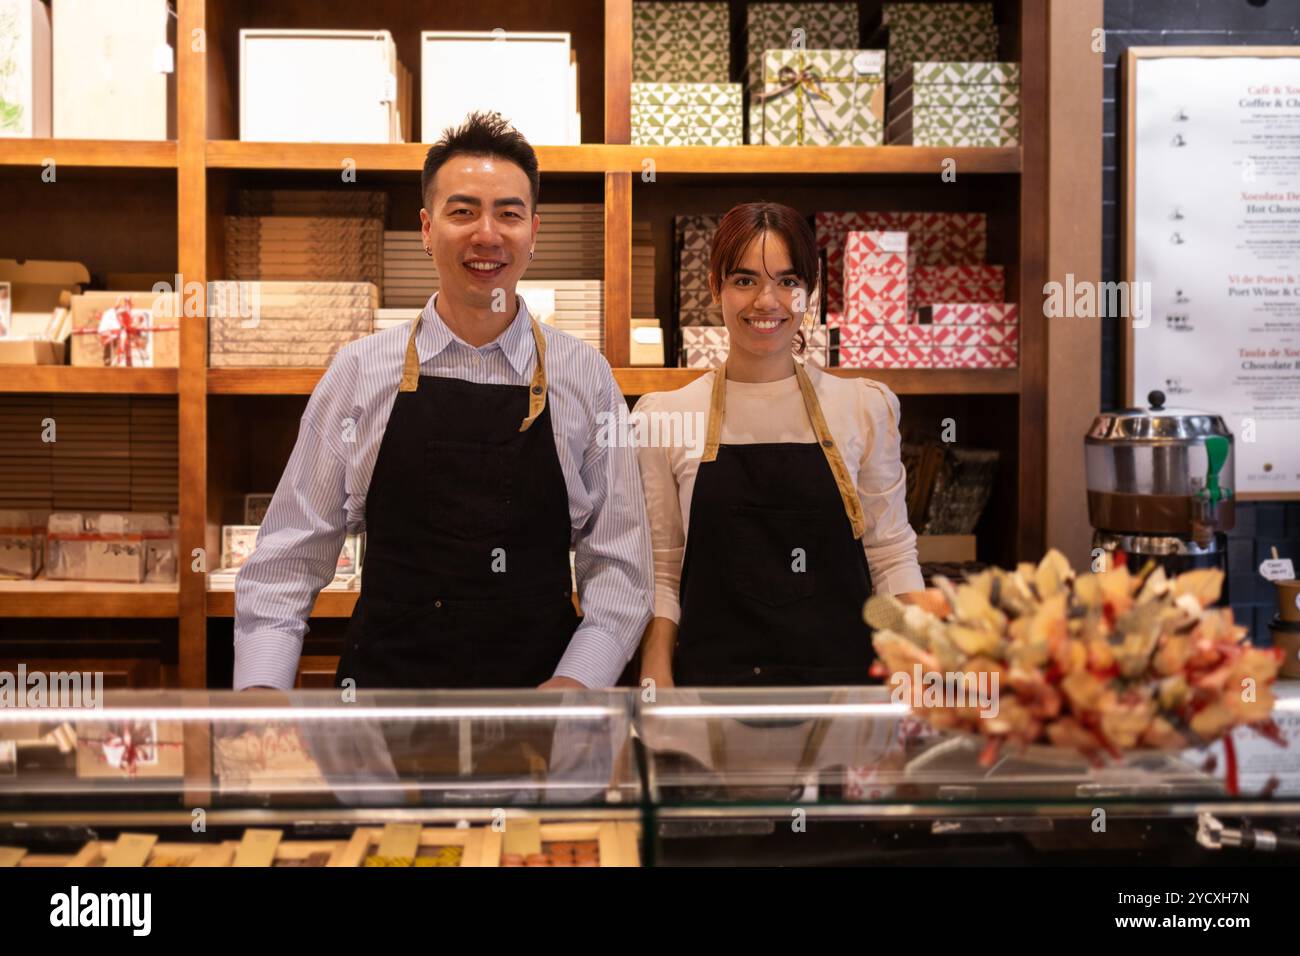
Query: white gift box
[
  {"left": 0, "top": 0, "right": 51, "bottom": 138},
  {"left": 241, "top": 30, "right": 408, "bottom": 144},
  {"left": 52, "top": 0, "right": 173, "bottom": 140},
  {"left": 422, "top": 31, "right": 578, "bottom": 146}
]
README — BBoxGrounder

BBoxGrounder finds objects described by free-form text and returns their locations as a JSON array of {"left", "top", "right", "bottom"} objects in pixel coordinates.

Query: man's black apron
[
  {"left": 674, "top": 363, "right": 874, "bottom": 686},
  {"left": 335, "top": 312, "right": 577, "bottom": 689}
]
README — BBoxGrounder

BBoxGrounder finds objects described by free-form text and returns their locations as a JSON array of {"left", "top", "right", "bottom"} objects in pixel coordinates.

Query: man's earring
[
  {"left": 528, "top": 248, "right": 535, "bottom": 261},
  {"left": 425, "top": 247, "right": 432, "bottom": 257}
]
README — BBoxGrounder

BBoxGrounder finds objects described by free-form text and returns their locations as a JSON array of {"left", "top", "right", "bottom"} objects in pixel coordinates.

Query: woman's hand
[{"left": 896, "top": 588, "right": 950, "bottom": 617}]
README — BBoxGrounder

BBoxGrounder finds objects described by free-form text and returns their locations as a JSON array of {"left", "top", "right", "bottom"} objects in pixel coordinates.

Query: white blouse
[{"left": 633, "top": 363, "right": 925, "bottom": 624}]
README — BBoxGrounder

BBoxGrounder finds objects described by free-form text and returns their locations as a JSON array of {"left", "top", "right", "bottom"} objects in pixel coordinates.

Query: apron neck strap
[
  {"left": 398, "top": 309, "right": 549, "bottom": 433},
  {"left": 701, "top": 361, "right": 866, "bottom": 540}
]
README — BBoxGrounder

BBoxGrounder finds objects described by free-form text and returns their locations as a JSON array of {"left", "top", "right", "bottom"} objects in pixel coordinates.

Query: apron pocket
[
  {"left": 728, "top": 506, "right": 820, "bottom": 609},
  {"left": 426, "top": 439, "right": 517, "bottom": 542}
]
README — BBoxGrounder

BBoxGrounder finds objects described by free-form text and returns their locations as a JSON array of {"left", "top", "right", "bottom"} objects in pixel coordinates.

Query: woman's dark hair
[
  {"left": 420, "top": 111, "right": 540, "bottom": 210},
  {"left": 709, "top": 202, "right": 820, "bottom": 353}
]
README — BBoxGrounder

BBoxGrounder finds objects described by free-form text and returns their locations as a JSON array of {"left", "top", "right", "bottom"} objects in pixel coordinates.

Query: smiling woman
[{"left": 633, "top": 203, "right": 926, "bottom": 689}]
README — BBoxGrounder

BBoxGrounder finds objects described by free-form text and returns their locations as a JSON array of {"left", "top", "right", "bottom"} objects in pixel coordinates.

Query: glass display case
[{"left": 1, "top": 683, "right": 1298, "bottom": 867}]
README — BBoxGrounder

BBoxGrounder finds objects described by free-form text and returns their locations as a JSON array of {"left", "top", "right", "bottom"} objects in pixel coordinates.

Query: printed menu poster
[{"left": 1132, "top": 53, "right": 1300, "bottom": 495}]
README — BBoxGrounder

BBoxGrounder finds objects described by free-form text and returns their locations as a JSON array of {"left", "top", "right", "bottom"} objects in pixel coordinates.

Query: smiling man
[{"left": 233, "top": 112, "right": 654, "bottom": 691}]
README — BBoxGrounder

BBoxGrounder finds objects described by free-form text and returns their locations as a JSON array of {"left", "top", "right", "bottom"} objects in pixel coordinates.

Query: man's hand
[{"left": 538, "top": 676, "right": 587, "bottom": 690}]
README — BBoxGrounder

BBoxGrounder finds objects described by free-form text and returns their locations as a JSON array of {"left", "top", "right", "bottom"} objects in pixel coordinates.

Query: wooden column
[
  {"left": 1045, "top": 0, "right": 1103, "bottom": 568},
  {"left": 1017, "top": 0, "right": 1049, "bottom": 560},
  {"left": 177, "top": 0, "right": 208, "bottom": 686},
  {"left": 603, "top": 0, "right": 633, "bottom": 367}
]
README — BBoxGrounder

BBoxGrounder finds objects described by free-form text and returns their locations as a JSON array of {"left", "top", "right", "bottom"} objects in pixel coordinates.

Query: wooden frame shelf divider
[{"left": 0, "top": 0, "right": 1076, "bottom": 684}]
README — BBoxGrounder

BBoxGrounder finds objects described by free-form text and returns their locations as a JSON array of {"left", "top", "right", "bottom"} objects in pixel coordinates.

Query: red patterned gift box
[
  {"left": 843, "top": 230, "right": 908, "bottom": 325},
  {"left": 928, "top": 322, "right": 1018, "bottom": 346},
  {"left": 930, "top": 345, "right": 1018, "bottom": 368},
  {"left": 917, "top": 302, "right": 1018, "bottom": 325},
  {"left": 838, "top": 345, "right": 933, "bottom": 368},
  {"left": 838, "top": 301, "right": 910, "bottom": 325},
  {"left": 816, "top": 211, "right": 988, "bottom": 319},
  {"left": 910, "top": 265, "right": 1005, "bottom": 307},
  {"left": 838, "top": 322, "right": 933, "bottom": 347}
]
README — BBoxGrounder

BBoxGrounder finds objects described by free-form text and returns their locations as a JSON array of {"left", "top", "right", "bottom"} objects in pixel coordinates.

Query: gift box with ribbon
[
  {"left": 69, "top": 292, "right": 180, "bottom": 368},
  {"left": 633, "top": 1, "right": 731, "bottom": 84},
  {"left": 756, "top": 49, "right": 885, "bottom": 147}
]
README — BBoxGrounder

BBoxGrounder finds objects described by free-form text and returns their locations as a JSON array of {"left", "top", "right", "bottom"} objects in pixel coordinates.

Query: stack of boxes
[
  {"left": 518, "top": 279, "right": 606, "bottom": 352},
  {"left": 745, "top": 2, "right": 860, "bottom": 144},
  {"left": 675, "top": 213, "right": 722, "bottom": 367},
  {"left": 887, "top": 62, "right": 1021, "bottom": 146},
  {"left": 817, "top": 210, "right": 1016, "bottom": 369},
  {"left": 208, "top": 281, "right": 377, "bottom": 368},
  {"left": 46, "top": 511, "right": 177, "bottom": 584},
  {"left": 632, "top": 2, "right": 742, "bottom": 146}
]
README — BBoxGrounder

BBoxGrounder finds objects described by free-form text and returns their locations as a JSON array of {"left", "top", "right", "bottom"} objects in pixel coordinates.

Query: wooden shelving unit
[{"left": 0, "top": 0, "right": 1072, "bottom": 687}]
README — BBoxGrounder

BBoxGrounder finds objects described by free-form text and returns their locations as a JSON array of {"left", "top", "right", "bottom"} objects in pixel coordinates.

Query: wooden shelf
[
  {"left": 207, "top": 367, "right": 326, "bottom": 395},
  {"left": 209, "top": 366, "right": 1019, "bottom": 396},
  {"left": 206, "top": 141, "right": 1020, "bottom": 175},
  {"left": 615, "top": 367, "right": 1021, "bottom": 395},
  {"left": 206, "top": 588, "right": 356, "bottom": 618},
  {"left": 0, "top": 579, "right": 179, "bottom": 618},
  {"left": 0, "top": 367, "right": 178, "bottom": 394},
  {"left": 0, "top": 139, "right": 178, "bottom": 168}
]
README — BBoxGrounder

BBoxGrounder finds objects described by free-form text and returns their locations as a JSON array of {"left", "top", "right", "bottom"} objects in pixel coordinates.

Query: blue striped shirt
[{"left": 232, "top": 295, "right": 655, "bottom": 690}]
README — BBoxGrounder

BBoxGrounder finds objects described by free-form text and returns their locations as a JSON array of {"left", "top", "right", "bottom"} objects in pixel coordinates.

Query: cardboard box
[
  {"left": 0, "top": 509, "right": 45, "bottom": 579},
  {"left": 633, "top": 1, "right": 730, "bottom": 83},
  {"left": 0, "top": 338, "right": 64, "bottom": 364},
  {"left": 756, "top": 49, "right": 885, "bottom": 146},
  {"left": 241, "top": 30, "right": 407, "bottom": 143},
  {"left": 632, "top": 82, "right": 743, "bottom": 146},
  {"left": 422, "top": 32, "right": 576, "bottom": 146},
  {"left": 631, "top": 319, "right": 664, "bottom": 367},
  {"left": 52, "top": 0, "right": 174, "bottom": 140},
  {"left": 46, "top": 511, "right": 173, "bottom": 583},
  {"left": 69, "top": 291, "right": 179, "bottom": 368},
  {"left": 0, "top": 0, "right": 51, "bottom": 137}
]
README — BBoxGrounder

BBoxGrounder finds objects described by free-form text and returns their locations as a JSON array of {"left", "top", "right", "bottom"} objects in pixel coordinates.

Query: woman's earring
[
  {"left": 425, "top": 247, "right": 432, "bottom": 257},
  {"left": 528, "top": 248, "right": 535, "bottom": 261}
]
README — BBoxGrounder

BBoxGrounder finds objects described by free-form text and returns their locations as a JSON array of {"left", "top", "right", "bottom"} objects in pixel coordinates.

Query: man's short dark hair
[{"left": 420, "top": 111, "right": 540, "bottom": 211}]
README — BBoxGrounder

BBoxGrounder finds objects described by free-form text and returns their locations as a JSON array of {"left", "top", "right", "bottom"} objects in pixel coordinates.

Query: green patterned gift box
[
  {"left": 632, "top": 82, "right": 743, "bottom": 146},
  {"left": 878, "top": 2, "right": 1000, "bottom": 83},
  {"left": 633, "top": 1, "right": 731, "bottom": 83},
  {"left": 898, "top": 61, "right": 1020, "bottom": 86},
  {"left": 888, "top": 83, "right": 1019, "bottom": 112},
  {"left": 755, "top": 49, "right": 885, "bottom": 146},
  {"left": 887, "top": 105, "right": 1020, "bottom": 147},
  {"left": 745, "top": 2, "right": 860, "bottom": 144}
]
